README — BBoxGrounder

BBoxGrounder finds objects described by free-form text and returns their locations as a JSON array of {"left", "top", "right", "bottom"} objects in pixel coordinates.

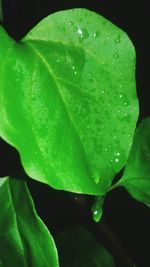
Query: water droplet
[
  {"left": 77, "top": 27, "right": 89, "bottom": 42},
  {"left": 105, "top": 148, "right": 108, "bottom": 152},
  {"left": 56, "top": 59, "right": 60, "bottom": 63},
  {"left": 119, "top": 94, "right": 123, "bottom": 98},
  {"left": 92, "top": 31, "right": 100, "bottom": 38},
  {"left": 115, "top": 34, "right": 121, "bottom": 43},
  {"left": 95, "top": 175, "right": 100, "bottom": 184},
  {"left": 113, "top": 49, "right": 119, "bottom": 59},
  {"left": 102, "top": 90, "right": 105, "bottom": 94},
  {"left": 68, "top": 21, "right": 73, "bottom": 26},
  {"left": 83, "top": 10, "right": 88, "bottom": 17},
  {"left": 92, "top": 196, "right": 104, "bottom": 223}
]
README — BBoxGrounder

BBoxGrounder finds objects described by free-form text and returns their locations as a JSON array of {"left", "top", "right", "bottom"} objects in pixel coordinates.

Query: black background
[{"left": 0, "top": 1, "right": 150, "bottom": 267}]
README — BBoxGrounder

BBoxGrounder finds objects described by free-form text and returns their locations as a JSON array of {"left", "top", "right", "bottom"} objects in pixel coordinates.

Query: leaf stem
[{"left": 73, "top": 194, "right": 137, "bottom": 267}]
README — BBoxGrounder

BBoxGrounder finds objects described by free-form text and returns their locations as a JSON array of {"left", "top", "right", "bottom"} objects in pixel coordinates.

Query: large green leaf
[
  {"left": 0, "top": 176, "right": 59, "bottom": 267},
  {"left": 56, "top": 226, "right": 115, "bottom": 267},
  {"left": 118, "top": 118, "right": 150, "bottom": 207},
  {"left": 0, "top": 8, "right": 139, "bottom": 195}
]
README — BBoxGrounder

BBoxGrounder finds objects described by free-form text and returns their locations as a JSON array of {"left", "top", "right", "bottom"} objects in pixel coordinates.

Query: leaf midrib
[{"left": 25, "top": 41, "right": 94, "bottom": 182}]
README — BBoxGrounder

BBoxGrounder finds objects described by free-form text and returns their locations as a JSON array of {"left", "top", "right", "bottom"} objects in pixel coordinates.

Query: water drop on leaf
[{"left": 115, "top": 34, "right": 121, "bottom": 43}]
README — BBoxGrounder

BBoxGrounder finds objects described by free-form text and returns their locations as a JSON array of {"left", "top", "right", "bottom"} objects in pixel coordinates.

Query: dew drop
[
  {"left": 93, "top": 31, "right": 100, "bottom": 38},
  {"left": 115, "top": 34, "right": 121, "bottom": 43},
  {"left": 113, "top": 51, "right": 119, "bottom": 59},
  {"left": 94, "top": 174, "right": 100, "bottom": 184},
  {"left": 83, "top": 10, "right": 88, "bottom": 17},
  {"left": 68, "top": 21, "right": 73, "bottom": 26},
  {"left": 56, "top": 59, "right": 60, "bottom": 63},
  {"left": 77, "top": 27, "right": 89, "bottom": 42}
]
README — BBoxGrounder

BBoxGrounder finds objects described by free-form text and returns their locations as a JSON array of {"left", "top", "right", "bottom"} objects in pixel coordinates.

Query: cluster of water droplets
[{"left": 68, "top": 19, "right": 100, "bottom": 44}]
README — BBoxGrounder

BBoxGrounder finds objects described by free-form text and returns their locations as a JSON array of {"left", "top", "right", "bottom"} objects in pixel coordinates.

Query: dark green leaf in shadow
[
  {"left": 0, "top": 177, "right": 59, "bottom": 267},
  {"left": 118, "top": 118, "right": 150, "bottom": 207},
  {"left": 0, "top": 9, "right": 139, "bottom": 195},
  {"left": 56, "top": 226, "right": 115, "bottom": 267},
  {"left": 0, "top": 0, "right": 3, "bottom": 22}
]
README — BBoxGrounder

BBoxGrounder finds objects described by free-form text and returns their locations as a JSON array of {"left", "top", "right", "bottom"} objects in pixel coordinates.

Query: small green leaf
[
  {"left": 0, "top": 176, "right": 59, "bottom": 267},
  {"left": 56, "top": 226, "right": 116, "bottom": 267},
  {"left": 118, "top": 118, "right": 150, "bottom": 207},
  {"left": 0, "top": 9, "right": 139, "bottom": 195}
]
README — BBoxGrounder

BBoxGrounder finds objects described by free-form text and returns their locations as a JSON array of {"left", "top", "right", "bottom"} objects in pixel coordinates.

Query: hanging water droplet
[{"left": 92, "top": 196, "right": 104, "bottom": 223}]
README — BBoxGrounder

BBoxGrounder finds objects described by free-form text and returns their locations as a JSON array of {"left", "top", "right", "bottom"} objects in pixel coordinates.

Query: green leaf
[
  {"left": 56, "top": 226, "right": 116, "bottom": 267},
  {"left": 0, "top": 176, "right": 59, "bottom": 267},
  {"left": 118, "top": 118, "right": 150, "bottom": 207},
  {"left": 0, "top": 8, "right": 139, "bottom": 195}
]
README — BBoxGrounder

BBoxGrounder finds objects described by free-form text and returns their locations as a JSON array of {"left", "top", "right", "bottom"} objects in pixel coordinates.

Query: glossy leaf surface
[
  {"left": 0, "top": 176, "right": 59, "bottom": 267},
  {"left": 56, "top": 226, "right": 115, "bottom": 267},
  {"left": 118, "top": 118, "right": 150, "bottom": 207},
  {"left": 0, "top": 9, "right": 139, "bottom": 195}
]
